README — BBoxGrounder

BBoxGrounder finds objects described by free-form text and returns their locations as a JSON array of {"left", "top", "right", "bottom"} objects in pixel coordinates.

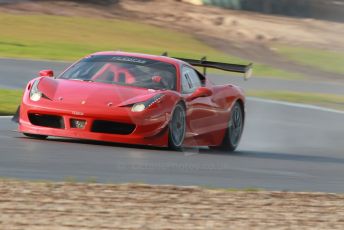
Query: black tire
[
  {"left": 212, "top": 101, "right": 244, "bottom": 152},
  {"left": 23, "top": 133, "right": 48, "bottom": 139},
  {"left": 168, "top": 103, "right": 186, "bottom": 150}
]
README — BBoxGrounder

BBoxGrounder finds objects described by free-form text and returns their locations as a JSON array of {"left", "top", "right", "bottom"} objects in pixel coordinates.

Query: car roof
[{"left": 90, "top": 51, "right": 188, "bottom": 67}]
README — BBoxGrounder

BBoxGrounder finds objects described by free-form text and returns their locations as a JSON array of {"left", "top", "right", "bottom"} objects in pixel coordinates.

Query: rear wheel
[
  {"left": 168, "top": 103, "right": 186, "bottom": 150},
  {"left": 212, "top": 101, "right": 244, "bottom": 152},
  {"left": 23, "top": 133, "right": 47, "bottom": 139}
]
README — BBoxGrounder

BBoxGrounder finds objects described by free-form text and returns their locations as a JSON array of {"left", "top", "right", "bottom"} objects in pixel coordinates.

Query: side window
[
  {"left": 187, "top": 68, "right": 202, "bottom": 89},
  {"left": 181, "top": 72, "right": 193, "bottom": 94},
  {"left": 181, "top": 66, "right": 202, "bottom": 94}
]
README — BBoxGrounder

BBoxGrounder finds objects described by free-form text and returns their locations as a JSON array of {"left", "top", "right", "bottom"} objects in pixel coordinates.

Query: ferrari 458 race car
[{"left": 13, "top": 51, "right": 252, "bottom": 151}]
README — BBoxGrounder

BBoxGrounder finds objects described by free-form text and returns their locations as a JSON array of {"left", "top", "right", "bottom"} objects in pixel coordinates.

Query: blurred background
[
  {"left": 0, "top": 0, "right": 343, "bottom": 114},
  {"left": 197, "top": 0, "right": 344, "bottom": 22},
  {"left": 1, "top": 0, "right": 344, "bottom": 195}
]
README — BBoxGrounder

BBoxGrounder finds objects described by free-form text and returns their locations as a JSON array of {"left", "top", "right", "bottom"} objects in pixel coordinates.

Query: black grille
[
  {"left": 91, "top": 120, "right": 135, "bottom": 135},
  {"left": 28, "top": 113, "right": 64, "bottom": 129}
]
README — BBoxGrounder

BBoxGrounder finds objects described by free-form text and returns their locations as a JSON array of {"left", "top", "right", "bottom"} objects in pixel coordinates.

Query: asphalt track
[{"left": 1, "top": 58, "right": 344, "bottom": 192}]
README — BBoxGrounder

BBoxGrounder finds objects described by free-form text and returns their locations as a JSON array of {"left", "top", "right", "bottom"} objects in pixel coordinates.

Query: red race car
[{"left": 14, "top": 51, "right": 252, "bottom": 151}]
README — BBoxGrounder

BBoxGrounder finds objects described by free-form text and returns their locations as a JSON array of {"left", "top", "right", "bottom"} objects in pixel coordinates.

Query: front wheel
[
  {"left": 168, "top": 103, "right": 186, "bottom": 150},
  {"left": 23, "top": 133, "right": 48, "bottom": 139},
  {"left": 213, "top": 101, "right": 244, "bottom": 152}
]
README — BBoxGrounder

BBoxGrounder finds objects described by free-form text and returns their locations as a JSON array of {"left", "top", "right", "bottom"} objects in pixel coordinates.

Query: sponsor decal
[{"left": 111, "top": 56, "right": 147, "bottom": 64}]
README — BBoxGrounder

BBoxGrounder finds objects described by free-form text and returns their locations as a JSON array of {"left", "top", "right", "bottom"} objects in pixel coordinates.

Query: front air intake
[
  {"left": 91, "top": 120, "right": 135, "bottom": 135},
  {"left": 28, "top": 113, "right": 65, "bottom": 129}
]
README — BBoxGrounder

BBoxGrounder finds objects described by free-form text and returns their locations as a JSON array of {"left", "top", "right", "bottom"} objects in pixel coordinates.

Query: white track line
[
  {"left": 248, "top": 97, "right": 344, "bottom": 115},
  {"left": 0, "top": 116, "right": 12, "bottom": 118}
]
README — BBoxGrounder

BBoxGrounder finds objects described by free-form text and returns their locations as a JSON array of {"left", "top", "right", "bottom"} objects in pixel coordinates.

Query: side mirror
[
  {"left": 186, "top": 87, "right": 212, "bottom": 101},
  {"left": 39, "top": 69, "right": 54, "bottom": 77}
]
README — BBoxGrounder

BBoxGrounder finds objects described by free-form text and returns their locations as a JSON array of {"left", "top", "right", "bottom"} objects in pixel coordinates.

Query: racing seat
[
  {"left": 118, "top": 72, "right": 126, "bottom": 83},
  {"left": 106, "top": 72, "right": 115, "bottom": 82},
  {"left": 163, "top": 75, "right": 175, "bottom": 90}
]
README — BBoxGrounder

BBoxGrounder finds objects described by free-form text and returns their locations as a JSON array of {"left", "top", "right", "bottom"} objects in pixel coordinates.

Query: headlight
[
  {"left": 131, "top": 94, "right": 164, "bottom": 112},
  {"left": 30, "top": 92, "right": 42, "bottom": 102},
  {"left": 132, "top": 103, "right": 146, "bottom": 112},
  {"left": 30, "top": 80, "right": 42, "bottom": 101}
]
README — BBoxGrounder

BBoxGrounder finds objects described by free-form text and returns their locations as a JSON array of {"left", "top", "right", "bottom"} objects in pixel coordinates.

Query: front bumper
[{"left": 19, "top": 98, "right": 170, "bottom": 147}]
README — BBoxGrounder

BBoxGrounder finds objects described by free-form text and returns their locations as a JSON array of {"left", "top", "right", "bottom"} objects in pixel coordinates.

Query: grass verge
[
  {"left": 273, "top": 45, "right": 344, "bottom": 76},
  {"left": 248, "top": 90, "right": 344, "bottom": 111},
  {"left": 0, "top": 89, "right": 22, "bottom": 115},
  {"left": 0, "top": 13, "right": 303, "bottom": 79}
]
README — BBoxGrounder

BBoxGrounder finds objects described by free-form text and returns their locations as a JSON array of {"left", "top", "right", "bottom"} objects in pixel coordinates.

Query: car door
[{"left": 181, "top": 66, "right": 218, "bottom": 136}]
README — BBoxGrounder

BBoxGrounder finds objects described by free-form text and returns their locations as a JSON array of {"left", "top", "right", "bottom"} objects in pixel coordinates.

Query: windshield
[{"left": 58, "top": 55, "right": 177, "bottom": 90}]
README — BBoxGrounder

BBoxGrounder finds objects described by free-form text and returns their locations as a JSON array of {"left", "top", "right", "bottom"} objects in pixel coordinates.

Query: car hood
[{"left": 38, "top": 77, "right": 161, "bottom": 107}]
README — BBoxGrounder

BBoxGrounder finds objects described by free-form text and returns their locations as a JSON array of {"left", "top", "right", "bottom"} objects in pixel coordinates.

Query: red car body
[{"left": 17, "top": 51, "right": 250, "bottom": 150}]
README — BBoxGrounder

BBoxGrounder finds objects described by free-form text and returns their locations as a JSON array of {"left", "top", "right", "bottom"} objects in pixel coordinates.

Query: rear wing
[
  {"left": 161, "top": 52, "right": 253, "bottom": 80},
  {"left": 175, "top": 57, "right": 252, "bottom": 80}
]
